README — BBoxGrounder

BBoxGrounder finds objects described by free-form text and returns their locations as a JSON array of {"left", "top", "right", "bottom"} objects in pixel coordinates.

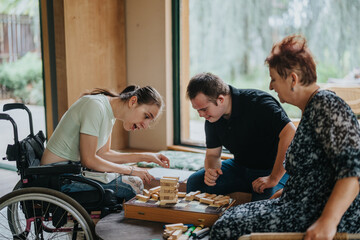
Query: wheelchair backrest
[
  {"left": 17, "top": 130, "right": 46, "bottom": 169},
  {"left": 0, "top": 103, "right": 46, "bottom": 179}
]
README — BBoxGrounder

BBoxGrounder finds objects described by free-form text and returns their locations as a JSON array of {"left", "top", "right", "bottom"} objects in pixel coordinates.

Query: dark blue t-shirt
[{"left": 205, "top": 85, "right": 290, "bottom": 169}]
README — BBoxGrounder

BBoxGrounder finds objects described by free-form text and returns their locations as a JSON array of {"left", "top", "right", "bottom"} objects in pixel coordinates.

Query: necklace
[{"left": 305, "top": 87, "right": 320, "bottom": 109}]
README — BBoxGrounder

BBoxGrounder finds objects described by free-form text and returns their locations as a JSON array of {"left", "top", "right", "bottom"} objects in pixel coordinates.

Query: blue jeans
[
  {"left": 60, "top": 174, "right": 136, "bottom": 201},
  {"left": 186, "top": 158, "right": 289, "bottom": 201}
]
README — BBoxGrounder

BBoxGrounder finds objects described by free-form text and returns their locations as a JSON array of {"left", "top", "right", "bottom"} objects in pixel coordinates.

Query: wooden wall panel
[
  {"left": 53, "top": 0, "right": 68, "bottom": 120},
  {"left": 180, "top": 0, "right": 190, "bottom": 141},
  {"left": 54, "top": 0, "right": 127, "bottom": 149},
  {"left": 40, "top": 0, "right": 54, "bottom": 137}
]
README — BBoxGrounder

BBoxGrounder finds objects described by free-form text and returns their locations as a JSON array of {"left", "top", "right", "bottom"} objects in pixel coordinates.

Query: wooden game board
[{"left": 124, "top": 197, "right": 233, "bottom": 227}]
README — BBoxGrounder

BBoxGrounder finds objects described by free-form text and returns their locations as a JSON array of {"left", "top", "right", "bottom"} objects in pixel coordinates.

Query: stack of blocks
[{"left": 160, "top": 176, "right": 179, "bottom": 205}]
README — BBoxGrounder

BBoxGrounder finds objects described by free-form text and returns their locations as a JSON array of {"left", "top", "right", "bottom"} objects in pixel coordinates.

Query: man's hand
[
  {"left": 145, "top": 153, "right": 170, "bottom": 168},
  {"left": 252, "top": 175, "right": 279, "bottom": 193},
  {"left": 204, "top": 168, "right": 223, "bottom": 186},
  {"left": 304, "top": 217, "right": 337, "bottom": 240}
]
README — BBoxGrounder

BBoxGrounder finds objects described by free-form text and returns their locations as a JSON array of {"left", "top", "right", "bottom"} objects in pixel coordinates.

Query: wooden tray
[{"left": 124, "top": 197, "right": 232, "bottom": 227}]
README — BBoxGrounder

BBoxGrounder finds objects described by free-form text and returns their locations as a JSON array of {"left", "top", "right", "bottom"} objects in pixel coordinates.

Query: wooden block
[
  {"left": 213, "top": 198, "right": 230, "bottom": 206},
  {"left": 206, "top": 194, "right": 217, "bottom": 199},
  {"left": 135, "top": 194, "right": 150, "bottom": 202},
  {"left": 200, "top": 197, "right": 214, "bottom": 205},
  {"left": 160, "top": 197, "right": 178, "bottom": 205},
  {"left": 194, "top": 193, "right": 207, "bottom": 200},
  {"left": 171, "top": 229, "right": 183, "bottom": 239},
  {"left": 185, "top": 193, "right": 194, "bottom": 201},
  {"left": 184, "top": 191, "right": 200, "bottom": 201},
  {"left": 216, "top": 196, "right": 230, "bottom": 202},
  {"left": 160, "top": 192, "right": 178, "bottom": 197},
  {"left": 160, "top": 194, "right": 178, "bottom": 200},
  {"left": 163, "top": 229, "right": 175, "bottom": 238},
  {"left": 149, "top": 186, "right": 161, "bottom": 194},
  {"left": 151, "top": 193, "right": 159, "bottom": 201},
  {"left": 160, "top": 195, "right": 177, "bottom": 200},
  {"left": 160, "top": 188, "right": 179, "bottom": 194},
  {"left": 163, "top": 176, "right": 180, "bottom": 181},
  {"left": 160, "top": 184, "right": 179, "bottom": 190},
  {"left": 143, "top": 189, "right": 150, "bottom": 196},
  {"left": 160, "top": 178, "right": 178, "bottom": 184},
  {"left": 212, "top": 195, "right": 224, "bottom": 201},
  {"left": 178, "top": 192, "right": 186, "bottom": 198},
  {"left": 165, "top": 223, "right": 184, "bottom": 231}
]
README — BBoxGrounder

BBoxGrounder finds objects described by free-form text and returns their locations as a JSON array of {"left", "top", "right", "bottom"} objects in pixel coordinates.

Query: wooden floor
[{"left": 0, "top": 168, "right": 19, "bottom": 198}]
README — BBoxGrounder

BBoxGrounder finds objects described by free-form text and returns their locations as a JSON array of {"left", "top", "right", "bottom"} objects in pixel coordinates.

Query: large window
[
  {"left": 175, "top": 0, "right": 360, "bottom": 146},
  {"left": 0, "top": 0, "right": 45, "bottom": 166}
]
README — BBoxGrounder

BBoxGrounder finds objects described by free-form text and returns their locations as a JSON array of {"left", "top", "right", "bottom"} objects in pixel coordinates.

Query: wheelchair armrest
[{"left": 25, "top": 163, "right": 81, "bottom": 176}]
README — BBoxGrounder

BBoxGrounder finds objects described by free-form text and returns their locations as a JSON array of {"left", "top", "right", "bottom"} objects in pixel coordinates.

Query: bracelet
[{"left": 129, "top": 166, "right": 134, "bottom": 176}]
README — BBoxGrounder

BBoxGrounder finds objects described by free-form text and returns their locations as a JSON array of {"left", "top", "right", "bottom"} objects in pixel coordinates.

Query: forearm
[
  {"left": 82, "top": 154, "right": 133, "bottom": 175},
  {"left": 270, "top": 122, "right": 296, "bottom": 181},
  {"left": 318, "top": 177, "right": 359, "bottom": 225},
  {"left": 98, "top": 150, "right": 152, "bottom": 164},
  {"left": 269, "top": 145, "right": 287, "bottom": 182},
  {"left": 204, "top": 147, "right": 222, "bottom": 170},
  {"left": 204, "top": 156, "right": 221, "bottom": 170}
]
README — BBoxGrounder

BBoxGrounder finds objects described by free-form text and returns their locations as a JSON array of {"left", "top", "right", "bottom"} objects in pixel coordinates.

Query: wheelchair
[{"left": 0, "top": 103, "right": 122, "bottom": 240}]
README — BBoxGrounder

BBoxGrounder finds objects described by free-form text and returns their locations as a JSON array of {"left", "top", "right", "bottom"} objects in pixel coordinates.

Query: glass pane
[
  {"left": 0, "top": 0, "right": 45, "bottom": 165},
  {"left": 180, "top": 0, "right": 360, "bottom": 146}
]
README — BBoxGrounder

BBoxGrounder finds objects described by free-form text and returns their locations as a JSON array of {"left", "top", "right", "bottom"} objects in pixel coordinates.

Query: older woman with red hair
[{"left": 211, "top": 35, "right": 360, "bottom": 240}]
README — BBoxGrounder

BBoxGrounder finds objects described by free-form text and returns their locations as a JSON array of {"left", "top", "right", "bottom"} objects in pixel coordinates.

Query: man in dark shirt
[{"left": 186, "top": 72, "right": 296, "bottom": 201}]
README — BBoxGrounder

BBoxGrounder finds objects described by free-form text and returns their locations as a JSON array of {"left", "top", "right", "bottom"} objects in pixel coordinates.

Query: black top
[{"left": 205, "top": 85, "right": 290, "bottom": 169}]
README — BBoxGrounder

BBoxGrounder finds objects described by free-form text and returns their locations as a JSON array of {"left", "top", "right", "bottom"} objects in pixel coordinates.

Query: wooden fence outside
[{"left": 0, "top": 14, "right": 36, "bottom": 64}]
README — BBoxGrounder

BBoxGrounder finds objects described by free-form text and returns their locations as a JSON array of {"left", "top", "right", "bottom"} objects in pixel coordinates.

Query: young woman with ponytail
[{"left": 41, "top": 85, "right": 169, "bottom": 200}]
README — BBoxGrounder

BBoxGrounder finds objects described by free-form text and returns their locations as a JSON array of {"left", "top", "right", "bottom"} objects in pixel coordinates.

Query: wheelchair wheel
[
  {"left": 6, "top": 180, "right": 22, "bottom": 234},
  {"left": 0, "top": 187, "right": 97, "bottom": 240}
]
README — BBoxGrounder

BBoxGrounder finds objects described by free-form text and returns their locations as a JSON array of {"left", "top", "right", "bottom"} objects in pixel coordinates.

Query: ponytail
[{"left": 83, "top": 88, "right": 118, "bottom": 97}]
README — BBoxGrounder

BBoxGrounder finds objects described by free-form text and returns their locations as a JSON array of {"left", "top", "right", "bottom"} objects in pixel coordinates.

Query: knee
[
  {"left": 129, "top": 176, "right": 144, "bottom": 194},
  {"left": 210, "top": 216, "right": 232, "bottom": 239},
  {"left": 186, "top": 171, "right": 204, "bottom": 193},
  {"left": 121, "top": 176, "right": 144, "bottom": 195}
]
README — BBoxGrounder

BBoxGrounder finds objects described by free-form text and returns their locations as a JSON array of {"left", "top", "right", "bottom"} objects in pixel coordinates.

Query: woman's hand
[
  {"left": 252, "top": 175, "right": 279, "bottom": 193},
  {"left": 144, "top": 153, "right": 170, "bottom": 168},
  {"left": 304, "top": 217, "right": 337, "bottom": 240},
  {"left": 131, "top": 167, "right": 155, "bottom": 184},
  {"left": 304, "top": 177, "right": 359, "bottom": 240}
]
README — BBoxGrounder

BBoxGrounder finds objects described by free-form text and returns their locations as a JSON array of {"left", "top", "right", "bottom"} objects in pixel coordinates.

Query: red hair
[{"left": 265, "top": 35, "right": 317, "bottom": 85}]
